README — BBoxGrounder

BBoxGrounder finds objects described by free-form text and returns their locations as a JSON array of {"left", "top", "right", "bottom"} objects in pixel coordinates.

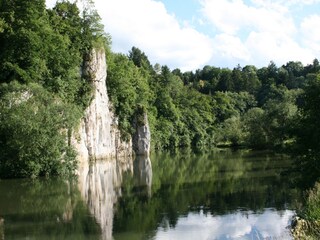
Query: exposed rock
[
  {"left": 132, "top": 106, "right": 151, "bottom": 156},
  {"left": 72, "top": 49, "right": 132, "bottom": 164}
]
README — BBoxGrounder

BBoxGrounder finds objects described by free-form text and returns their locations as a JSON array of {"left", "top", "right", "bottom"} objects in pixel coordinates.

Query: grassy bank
[{"left": 292, "top": 182, "right": 320, "bottom": 239}]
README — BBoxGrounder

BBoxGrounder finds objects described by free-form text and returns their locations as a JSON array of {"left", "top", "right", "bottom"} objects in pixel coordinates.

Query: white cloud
[
  {"left": 200, "top": 0, "right": 294, "bottom": 36},
  {"left": 301, "top": 14, "right": 320, "bottom": 53},
  {"left": 46, "top": 0, "right": 56, "bottom": 8},
  {"left": 45, "top": 0, "right": 214, "bottom": 71},
  {"left": 213, "top": 34, "right": 250, "bottom": 61},
  {"left": 45, "top": 0, "right": 319, "bottom": 70},
  {"left": 251, "top": 0, "right": 320, "bottom": 7},
  {"left": 94, "top": 0, "right": 213, "bottom": 71},
  {"left": 201, "top": 0, "right": 316, "bottom": 67},
  {"left": 247, "top": 31, "right": 314, "bottom": 65}
]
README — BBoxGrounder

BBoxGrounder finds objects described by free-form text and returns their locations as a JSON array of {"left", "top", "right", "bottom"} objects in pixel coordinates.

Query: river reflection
[
  {"left": 0, "top": 178, "right": 101, "bottom": 239},
  {"left": 155, "top": 210, "right": 294, "bottom": 240},
  {"left": 0, "top": 150, "right": 301, "bottom": 240},
  {"left": 133, "top": 155, "right": 152, "bottom": 197},
  {"left": 77, "top": 158, "right": 133, "bottom": 240},
  {"left": 112, "top": 150, "right": 301, "bottom": 240}
]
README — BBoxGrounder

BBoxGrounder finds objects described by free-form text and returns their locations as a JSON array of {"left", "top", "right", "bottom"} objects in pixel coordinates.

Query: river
[{"left": 0, "top": 149, "right": 301, "bottom": 240}]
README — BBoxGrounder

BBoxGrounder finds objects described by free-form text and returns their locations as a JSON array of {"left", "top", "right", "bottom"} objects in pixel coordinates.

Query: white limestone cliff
[{"left": 72, "top": 49, "right": 132, "bottom": 164}]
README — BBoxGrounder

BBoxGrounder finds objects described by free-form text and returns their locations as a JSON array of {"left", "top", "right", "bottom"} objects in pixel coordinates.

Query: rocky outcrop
[
  {"left": 72, "top": 49, "right": 132, "bottom": 164},
  {"left": 132, "top": 107, "right": 151, "bottom": 156}
]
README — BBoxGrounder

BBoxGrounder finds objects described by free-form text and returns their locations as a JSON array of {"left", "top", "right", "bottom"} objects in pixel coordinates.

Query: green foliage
[
  {"left": 212, "top": 91, "right": 256, "bottom": 122},
  {"left": 107, "top": 49, "right": 216, "bottom": 150},
  {"left": 128, "top": 47, "right": 153, "bottom": 72},
  {"left": 216, "top": 116, "right": 244, "bottom": 146},
  {"left": 107, "top": 53, "right": 151, "bottom": 140},
  {"left": 0, "top": 0, "right": 50, "bottom": 84},
  {"left": 0, "top": 0, "right": 97, "bottom": 108},
  {"left": 262, "top": 88, "right": 300, "bottom": 146},
  {"left": 0, "top": 17, "right": 5, "bottom": 33},
  {"left": 293, "top": 74, "right": 320, "bottom": 186},
  {"left": 242, "top": 107, "right": 268, "bottom": 148},
  {"left": 0, "top": 82, "right": 81, "bottom": 178},
  {"left": 303, "top": 182, "right": 320, "bottom": 221},
  {"left": 107, "top": 44, "right": 319, "bottom": 151},
  {"left": 80, "top": 0, "right": 110, "bottom": 52}
]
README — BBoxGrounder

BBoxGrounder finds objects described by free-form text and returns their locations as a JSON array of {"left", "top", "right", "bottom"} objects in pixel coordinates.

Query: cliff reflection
[
  {"left": 134, "top": 155, "right": 152, "bottom": 197},
  {"left": 77, "top": 158, "right": 133, "bottom": 240}
]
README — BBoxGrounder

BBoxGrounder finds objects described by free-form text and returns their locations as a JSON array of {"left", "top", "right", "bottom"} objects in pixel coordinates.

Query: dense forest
[{"left": 107, "top": 47, "right": 320, "bottom": 187}]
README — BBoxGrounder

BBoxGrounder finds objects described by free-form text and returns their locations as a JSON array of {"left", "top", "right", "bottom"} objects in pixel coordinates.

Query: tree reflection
[
  {"left": 77, "top": 158, "right": 133, "bottom": 240},
  {"left": 113, "top": 149, "right": 300, "bottom": 239},
  {"left": 0, "top": 178, "right": 100, "bottom": 239}
]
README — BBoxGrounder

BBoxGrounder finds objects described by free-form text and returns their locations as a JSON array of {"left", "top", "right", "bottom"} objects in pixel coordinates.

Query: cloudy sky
[{"left": 46, "top": 0, "right": 320, "bottom": 71}]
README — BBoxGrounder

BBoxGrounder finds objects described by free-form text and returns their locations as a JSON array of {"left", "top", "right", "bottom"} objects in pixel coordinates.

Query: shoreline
[{"left": 291, "top": 216, "right": 320, "bottom": 239}]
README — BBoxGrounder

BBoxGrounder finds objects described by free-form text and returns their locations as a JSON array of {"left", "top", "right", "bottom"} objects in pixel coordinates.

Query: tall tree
[
  {"left": 0, "top": 0, "right": 49, "bottom": 83},
  {"left": 294, "top": 75, "right": 320, "bottom": 186},
  {"left": 128, "top": 46, "right": 153, "bottom": 73}
]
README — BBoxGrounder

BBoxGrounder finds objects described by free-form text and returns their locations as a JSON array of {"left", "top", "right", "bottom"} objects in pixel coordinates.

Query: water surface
[
  {"left": 113, "top": 150, "right": 300, "bottom": 240},
  {"left": 0, "top": 150, "right": 300, "bottom": 240}
]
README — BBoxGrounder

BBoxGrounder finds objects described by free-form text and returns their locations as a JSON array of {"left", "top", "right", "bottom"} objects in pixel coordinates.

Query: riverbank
[
  {"left": 291, "top": 216, "right": 320, "bottom": 239},
  {"left": 291, "top": 181, "right": 320, "bottom": 239}
]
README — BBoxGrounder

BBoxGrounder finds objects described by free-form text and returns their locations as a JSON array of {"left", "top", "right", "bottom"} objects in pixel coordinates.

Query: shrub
[{"left": 0, "top": 82, "right": 80, "bottom": 178}]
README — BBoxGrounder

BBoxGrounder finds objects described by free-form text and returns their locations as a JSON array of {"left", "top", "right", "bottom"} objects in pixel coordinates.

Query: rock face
[
  {"left": 132, "top": 108, "right": 151, "bottom": 156},
  {"left": 72, "top": 49, "right": 132, "bottom": 164}
]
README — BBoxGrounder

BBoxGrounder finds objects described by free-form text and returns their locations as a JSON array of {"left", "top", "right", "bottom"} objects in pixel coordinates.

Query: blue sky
[{"left": 46, "top": 0, "right": 320, "bottom": 71}]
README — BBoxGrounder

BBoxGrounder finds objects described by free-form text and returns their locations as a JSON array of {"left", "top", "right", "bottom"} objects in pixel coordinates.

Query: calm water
[{"left": 0, "top": 150, "right": 301, "bottom": 240}]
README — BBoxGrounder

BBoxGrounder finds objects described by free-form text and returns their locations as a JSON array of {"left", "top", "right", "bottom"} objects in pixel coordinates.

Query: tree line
[
  {"left": 0, "top": 0, "right": 319, "bottom": 184},
  {"left": 107, "top": 47, "right": 320, "bottom": 187},
  {"left": 107, "top": 48, "right": 319, "bottom": 149}
]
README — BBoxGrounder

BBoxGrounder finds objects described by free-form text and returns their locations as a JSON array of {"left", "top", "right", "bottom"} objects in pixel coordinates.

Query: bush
[
  {"left": 303, "top": 182, "right": 320, "bottom": 221},
  {"left": 0, "top": 82, "right": 80, "bottom": 178}
]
